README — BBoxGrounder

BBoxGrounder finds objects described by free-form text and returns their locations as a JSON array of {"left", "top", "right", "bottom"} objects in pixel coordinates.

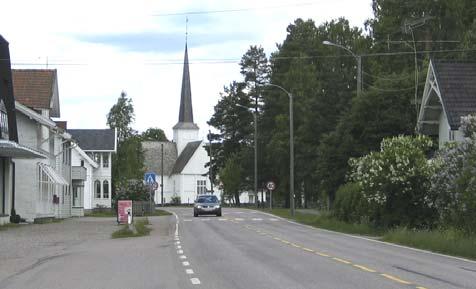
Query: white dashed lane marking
[
  {"left": 186, "top": 269, "right": 194, "bottom": 274},
  {"left": 180, "top": 255, "right": 187, "bottom": 259},
  {"left": 234, "top": 218, "right": 244, "bottom": 221},
  {"left": 177, "top": 250, "right": 184, "bottom": 254},
  {"left": 252, "top": 218, "right": 263, "bottom": 221},
  {"left": 190, "top": 278, "right": 201, "bottom": 285},
  {"left": 182, "top": 261, "right": 190, "bottom": 266}
]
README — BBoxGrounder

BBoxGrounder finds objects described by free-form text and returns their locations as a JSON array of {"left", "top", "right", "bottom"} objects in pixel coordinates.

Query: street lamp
[
  {"left": 322, "top": 40, "right": 362, "bottom": 96},
  {"left": 263, "top": 83, "right": 295, "bottom": 217},
  {"left": 236, "top": 103, "right": 259, "bottom": 207}
]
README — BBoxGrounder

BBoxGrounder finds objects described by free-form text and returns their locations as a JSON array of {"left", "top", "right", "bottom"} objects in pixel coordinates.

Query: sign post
[
  {"left": 118, "top": 200, "right": 133, "bottom": 224},
  {"left": 266, "top": 181, "right": 276, "bottom": 210},
  {"left": 144, "top": 172, "right": 156, "bottom": 212}
]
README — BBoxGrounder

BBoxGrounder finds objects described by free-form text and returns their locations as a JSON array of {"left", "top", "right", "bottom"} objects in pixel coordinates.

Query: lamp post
[
  {"left": 264, "top": 83, "right": 295, "bottom": 217},
  {"left": 208, "top": 130, "right": 214, "bottom": 194},
  {"left": 236, "top": 103, "right": 258, "bottom": 206},
  {"left": 322, "top": 40, "right": 362, "bottom": 96}
]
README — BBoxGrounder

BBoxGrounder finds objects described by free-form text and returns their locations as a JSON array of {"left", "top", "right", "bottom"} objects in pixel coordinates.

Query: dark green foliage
[
  {"left": 219, "top": 153, "right": 243, "bottom": 204},
  {"left": 107, "top": 91, "right": 135, "bottom": 142},
  {"left": 107, "top": 91, "right": 145, "bottom": 192},
  {"left": 333, "top": 183, "right": 369, "bottom": 224},
  {"left": 170, "top": 195, "right": 181, "bottom": 205},
  {"left": 141, "top": 127, "right": 168, "bottom": 141},
  {"left": 111, "top": 135, "right": 145, "bottom": 185}
]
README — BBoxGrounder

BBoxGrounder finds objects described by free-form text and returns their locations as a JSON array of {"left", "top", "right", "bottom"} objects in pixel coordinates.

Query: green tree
[
  {"left": 219, "top": 154, "right": 243, "bottom": 205},
  {"left": 141, "top": 127, "right": 168, "bottom": 141},
  {"left": 208, "top": 81, "right": 254, "bottom": 190},
  {"left": 107, "top": 91, "right": 144, "bottom": 190},
  {"left": 107, "top": 91, "right": 135, "bottom": 143}
]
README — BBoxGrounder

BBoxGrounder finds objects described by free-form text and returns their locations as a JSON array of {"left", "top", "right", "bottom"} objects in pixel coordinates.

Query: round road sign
[
  {"left": 151, "top": 182, "right": 159, "bottom": 190},
  {"left": 266, "top": 181, "right": 276, "bottom": 191}
]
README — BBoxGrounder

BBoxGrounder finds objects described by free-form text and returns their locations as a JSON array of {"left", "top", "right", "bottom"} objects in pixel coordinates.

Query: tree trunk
[{"left": 234, "top": 192, "right": 240, "bottom": 206}]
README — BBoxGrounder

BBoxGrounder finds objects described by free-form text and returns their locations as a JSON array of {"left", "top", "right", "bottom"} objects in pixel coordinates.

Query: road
[{"left": 1, "top": 208, "right": 476, "bottom": 289}]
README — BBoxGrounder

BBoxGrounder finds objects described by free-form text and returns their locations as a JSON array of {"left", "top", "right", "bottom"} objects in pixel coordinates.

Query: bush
[
  {"left": 114, "top": 180, "right": 149, "bottom": 203},
  {"left": 170, "top": 194, "right": 181, "bottom": 205},
  {"left": 431, "top": 138, "right": 476, "bottom": 234},
  {"left": 333, "top": 183, "right": 369, "bottom": 224},
  {"left": 349, "top": 135, "right": 437, "bottom": 228}
]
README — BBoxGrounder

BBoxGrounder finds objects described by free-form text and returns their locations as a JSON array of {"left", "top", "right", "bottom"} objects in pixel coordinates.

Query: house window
[
  {"left": 449, "top": 130, "right": 455, "bottom": 141},
  {"left": 93, "top": 153, "right": 101, "bottom": 164},
  {"left": 95, "top": 180, "right": 101, "bottom": 198},
  {"left": 0, "top": 102, "right": 8, "bottom": 140},
  {"left": 197, "top": 180, "right": 207, "bottom": 195},
  {"left": 103, "top": 180, "right": 109, "bottom": 198},
  {"left": 102, "top": 153, "right": 109, "bottom": 168}
]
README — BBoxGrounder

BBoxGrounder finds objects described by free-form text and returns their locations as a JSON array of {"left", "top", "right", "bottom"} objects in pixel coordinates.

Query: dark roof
[
  {"left": 433, "top": 61, "right": 476, "bottom": 130},
  {"left": 142, "top": 141, "right": 177, "bottom": 176},
  {"left": 171, "top": 141, "right": 202, "bottom": 175},
  {"left": 12, "top": 69, "right": 59, "bottom": 117},
  {"left": 174, "top": 44, "right": 199, "bottom": 130},
  {"left": 68, "top": 129, "right": 116, "bottom": 151}
]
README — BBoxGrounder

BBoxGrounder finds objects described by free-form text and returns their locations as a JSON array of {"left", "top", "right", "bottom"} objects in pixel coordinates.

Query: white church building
[{"left": 143, "top": 45, "right": 215, "bottom": 204}]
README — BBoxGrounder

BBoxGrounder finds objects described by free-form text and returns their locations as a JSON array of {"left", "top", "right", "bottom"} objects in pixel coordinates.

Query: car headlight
[
  {"left": 196, "top": 205, "right": 202, "bottom": 209},
  {"left": 214, "top": 205, "right": 220, "bottom": 209}
]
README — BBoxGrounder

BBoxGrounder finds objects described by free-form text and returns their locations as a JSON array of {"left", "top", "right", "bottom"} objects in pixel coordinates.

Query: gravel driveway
[{"left": 0, "top": 217, "right": 117, "bottom": 282}]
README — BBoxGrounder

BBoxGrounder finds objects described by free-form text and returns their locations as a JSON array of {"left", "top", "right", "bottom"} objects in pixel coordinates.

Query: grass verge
[
  {"left": 111, "top": 218, "right": 152, "bottom": 239},
  {"left": 382, "top": 227, "right": 476, "bottom": 260},
  {"left": 87, "top": 209, "right": 172, "bottom": 218},
  {"left": 260, "top": 208, "right": 476, "bottom": 260},
  {"left": 261, "top": 208, "right": 381, "bottom": 236},
  {"left": 0, "top": 223, "right": 20, "bottom": 231}
]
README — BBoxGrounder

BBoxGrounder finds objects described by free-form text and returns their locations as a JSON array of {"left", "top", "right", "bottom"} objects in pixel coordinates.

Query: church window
[
  {"left": 95, "top": 180, "right": 101, "bottom": 198},
  {"left": 103, "top": 180, "right": 109, "bottom": 198},
  {"left": 197, "top": 180, "right": 207, "bottom": 195}
]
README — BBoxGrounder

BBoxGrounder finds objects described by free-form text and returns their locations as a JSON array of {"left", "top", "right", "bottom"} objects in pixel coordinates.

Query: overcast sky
[{"left": 1, "top": 0, "right": 373, "bottom": 140}]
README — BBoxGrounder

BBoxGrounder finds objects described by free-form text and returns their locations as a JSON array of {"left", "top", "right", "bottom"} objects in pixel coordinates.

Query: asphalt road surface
[{"left": 2, "top": 208, "right": 476, "bottom": 289}]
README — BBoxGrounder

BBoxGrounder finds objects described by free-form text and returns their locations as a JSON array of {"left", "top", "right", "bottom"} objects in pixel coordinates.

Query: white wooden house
[
  {"left": 68, "top": 129, "right": 116, "bottom": 210},
  {"left": 417, "top": 60, "right": 476, "bottom": 147}
]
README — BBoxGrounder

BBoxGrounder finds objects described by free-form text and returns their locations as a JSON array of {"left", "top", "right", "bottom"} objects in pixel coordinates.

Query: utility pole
[
  {"left": 253, "top": 110, "right": 258, "bottom": 207},
  {"left": 208, "top": 130, "right": 214, "bottom": 194},
  {"left": 161, "top": 143, "right": 164, "bottom": 205}
]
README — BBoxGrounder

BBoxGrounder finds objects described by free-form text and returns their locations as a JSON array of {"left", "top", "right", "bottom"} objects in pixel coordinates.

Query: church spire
[
  {"left": 178, "top": 44, "right": 194, "bottom": 123},
  {"left": 173, "top": 43, "right": 198, "bottom": 130}
]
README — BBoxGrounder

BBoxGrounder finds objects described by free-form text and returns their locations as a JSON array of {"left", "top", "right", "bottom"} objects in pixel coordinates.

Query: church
[{"left": 143, "top": 44, "right": 214, "bottom": 204}]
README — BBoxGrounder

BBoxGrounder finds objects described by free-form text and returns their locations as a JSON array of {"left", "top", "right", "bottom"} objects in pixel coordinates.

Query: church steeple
[
  {"left": 174, "top": 44, "right": 198, "bottom": 130},
  {"left": 173, "top": 43, "right": 199, "bottom": 155}
]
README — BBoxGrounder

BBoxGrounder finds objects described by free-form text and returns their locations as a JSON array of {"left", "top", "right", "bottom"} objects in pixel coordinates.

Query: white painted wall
[
  {"left": 14, "top": 112, "right": 72, "bottom": 222},
  {"left": 87, "top": 151, "right": 112, "bottom": 208},
  {"left": 438, "top": 111, "right": 466, "bottom": 148},
  {"left": 173, "top": 128, "right": 199, "bottom": 155}
]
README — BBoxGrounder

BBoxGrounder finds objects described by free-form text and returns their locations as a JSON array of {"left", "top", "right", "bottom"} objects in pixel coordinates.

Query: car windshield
[{"left": 196, "top": 196, "right": 218, "bottom": 203}]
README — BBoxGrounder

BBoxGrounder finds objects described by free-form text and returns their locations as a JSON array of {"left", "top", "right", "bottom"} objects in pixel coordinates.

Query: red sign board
[{"left": 118, "top": 200, "right": 132, "bottom": 224}]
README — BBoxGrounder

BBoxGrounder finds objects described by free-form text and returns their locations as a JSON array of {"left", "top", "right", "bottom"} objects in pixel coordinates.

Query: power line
[
  {"left": 7, "top": 47, "right": 476, "bottom": 66},
  {"left": 152, "top": 1, "right": 320, "bottom": 16}
]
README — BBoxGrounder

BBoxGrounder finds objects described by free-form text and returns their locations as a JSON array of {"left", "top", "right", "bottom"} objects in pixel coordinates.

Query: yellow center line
[
  {"left": 302, "top": 247, "right": 315, "bottom": 253},
  {"left": 281, "top": 240, "right": 290, "bottom": 244},
  {"left": 315, "top": 251, "right": 330, "bottom": 257},
  {"left": 290, "top": 243, "right": 302, "bottom": 248},
  {"left": 416, "top": 287, "right": 429, "bottom": 289},
  {"left": 380, "top": 274, "right": 412, "bottom": 285},
  {"left": 353, "top": 264, "right": 377, "bottom": 273},
  {"left": 332, "top": 257, "right": 352, "bottom": 264},
  {"left": 273, "top": 237, "right": 282, "bottom": 241}
]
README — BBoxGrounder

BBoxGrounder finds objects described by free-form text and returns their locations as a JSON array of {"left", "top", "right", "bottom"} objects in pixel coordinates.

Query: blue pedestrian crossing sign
[{"left": 144, "top": 172, "right": 156, "bottom": 184}]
